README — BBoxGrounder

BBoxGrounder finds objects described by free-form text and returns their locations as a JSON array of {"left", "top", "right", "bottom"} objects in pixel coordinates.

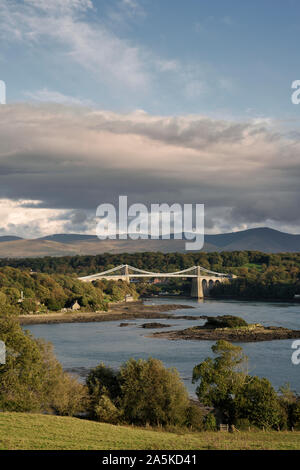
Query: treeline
[
  {"left": 211, "top": 276, "right": 299, "bottom": 300},
  {"left": 1, "top": 251, "right": 300, "bottom": 276},
  {"left": 0, "top": 266, "right": 137, "bottom": 314}
]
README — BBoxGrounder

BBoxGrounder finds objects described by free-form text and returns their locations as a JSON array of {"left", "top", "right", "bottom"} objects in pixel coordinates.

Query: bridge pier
[
  {"left": 190, "top": 266, "right": 203, "bottom": 299},
  {"left": 191, "top": 277, "right": 204, "bottom": 299}
]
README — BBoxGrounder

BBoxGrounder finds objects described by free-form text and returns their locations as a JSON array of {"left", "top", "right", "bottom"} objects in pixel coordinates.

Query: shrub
[
  {"left": 204, "top": 413, "right": 217, "bottom": 431},
  {"left": 86, "top": 363, "right": 121, "bottom": 422},
  {"left": 289, "top": 400, "right": 300, "bottom": 430},
  {"left": 204, "top": 315, "right": 248, "bottom": 329},
  {"left": 235, "top": 418, "right": 252, "bottom": 431},
  {"left": 20, "top": 298, "right": 38, "bottom": 314},
  {"left": 185, "top": 404, "right": 204, "bottom": 431},
  {"left": 94, "top": 394, "right": 121, "bottom": 424}
]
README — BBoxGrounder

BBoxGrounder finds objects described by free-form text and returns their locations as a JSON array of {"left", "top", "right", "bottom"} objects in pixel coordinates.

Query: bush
[
  {"left": 204, "top": 413, "right": 217, "bottom": 431},
  {"left": 289, "top": 400, "right": 300, "bottom": 430},
  {"left": 45, "top": 296, "right": 65, "bottom": 311},
  {"left": 87, "top": 363, "right": 121, "bottom": 401},
  {"left": 235, "top": 418, "right": 252, "bottom": 431},
  {"left": 20, "top": 298, "right": 38, "bottom": 314},
  {"left": 94, "top": 394, "right": 121, "bottom": 424},
  {"left": 185, "top": 404, "right": 204, "bottom": 431},
  {"left": 204, "top": 315, "right": 248, "bottom": 329}
]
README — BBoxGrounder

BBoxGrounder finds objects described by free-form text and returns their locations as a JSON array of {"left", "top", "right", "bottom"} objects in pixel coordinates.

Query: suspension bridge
[{"left": 78, "top": 264, "right": 236, "bottom": 299}]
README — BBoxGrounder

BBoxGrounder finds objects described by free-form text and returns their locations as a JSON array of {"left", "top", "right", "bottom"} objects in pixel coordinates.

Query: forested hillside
[
  {"left": 0, "top": 267, "right": 137, "bottom": 314},
  {"left": 0, "top": 251, "right": 299, "bottom": 302}
]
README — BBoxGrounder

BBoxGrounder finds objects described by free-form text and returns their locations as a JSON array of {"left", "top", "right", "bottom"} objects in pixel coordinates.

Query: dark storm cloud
[{"left": 0, "top": 104, "right": 299, "bottom": 234}]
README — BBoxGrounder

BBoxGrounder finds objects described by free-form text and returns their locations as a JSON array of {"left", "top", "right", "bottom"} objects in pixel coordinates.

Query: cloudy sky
[{"left": 0, "top": 0, "right": 300, "bottom": 238}]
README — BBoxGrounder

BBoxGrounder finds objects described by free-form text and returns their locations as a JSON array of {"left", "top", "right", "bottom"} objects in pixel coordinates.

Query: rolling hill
[
  {"left": 1, "top": 412, "right": 299, "bottom": 450},
  {"left": 0, "top": 227, "right": 298, "bottom": 258}
]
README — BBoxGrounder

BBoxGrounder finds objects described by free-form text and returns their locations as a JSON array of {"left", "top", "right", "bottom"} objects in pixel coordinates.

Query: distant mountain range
[{"left": 0, "top": 227, "right": 299, "bottom": 258}]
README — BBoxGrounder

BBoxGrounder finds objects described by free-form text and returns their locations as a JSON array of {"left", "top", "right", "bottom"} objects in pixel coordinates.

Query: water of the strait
[{"left": 24, "top": 298, "right": 300, "bottom": 395}]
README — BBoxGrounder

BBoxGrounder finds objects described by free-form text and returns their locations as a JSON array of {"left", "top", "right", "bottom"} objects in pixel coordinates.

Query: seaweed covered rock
[
  {"left": 140, "top": 322, "right": 171, "bottom": 329},
  {"left": 202, "top": 315, "right": 248, "bottom": 329}
]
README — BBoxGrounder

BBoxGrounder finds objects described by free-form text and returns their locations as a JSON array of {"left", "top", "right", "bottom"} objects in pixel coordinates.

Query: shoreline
[
  {"left": 148, "top": 325, "right": 300, "bottom": 343},
  {"left": 18, "top": 302, "right": 195, "bottom": 325},
  {"left": 144, "top": 294, "right": 300, "bottom": 304}
]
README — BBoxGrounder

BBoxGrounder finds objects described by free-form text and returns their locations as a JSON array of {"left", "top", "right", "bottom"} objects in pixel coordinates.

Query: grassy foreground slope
[{"left": 0, "top": 413, "right": 299, "bottom": 450}]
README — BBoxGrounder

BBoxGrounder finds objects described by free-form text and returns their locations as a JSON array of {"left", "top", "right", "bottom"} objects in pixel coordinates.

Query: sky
[{"left": 0, "top": 0, "right": 300, "bottom": 238}]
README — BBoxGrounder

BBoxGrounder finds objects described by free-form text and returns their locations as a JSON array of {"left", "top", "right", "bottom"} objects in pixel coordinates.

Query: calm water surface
[{"left": 24, "top": 298, "right": 300, "bottom": 395}]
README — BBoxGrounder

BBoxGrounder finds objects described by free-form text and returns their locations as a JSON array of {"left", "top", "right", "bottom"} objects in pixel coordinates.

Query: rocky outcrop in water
[
  {"left": 149, "top": 315, "right": 300, "bottom": 342},
  {"left": 140, "top": 322, "right": 172, "bottom": 329}
]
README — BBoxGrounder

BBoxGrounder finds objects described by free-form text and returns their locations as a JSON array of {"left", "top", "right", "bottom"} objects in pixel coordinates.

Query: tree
[
  {"left": 86, "top": 362, "right": 121, "bottom": 418},
  {"left": 278, "top": 384, "right": 300, "bottom": 430},
  {"left": 193, "top": 340, "right": 248, "bottom": 423},
  {"left": 0, "top": 314, "right": 87, "bottom": 415},
  {"left": 119, "top": 358, "right": 190, "bottom": 426},
  {"left": 235, "top": 376, "right": 286, "bottom": 430},
  {"left": 20, "top": 298, "right": 38, "bottom": 314}
]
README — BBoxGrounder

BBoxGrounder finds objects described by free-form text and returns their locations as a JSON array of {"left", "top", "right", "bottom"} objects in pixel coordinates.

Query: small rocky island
[
  {"left": 140, "top": 322, "right": 172, "bottom": 329},
  {"left": 149, "top": 315, "right": 300, "bottom": 342}
]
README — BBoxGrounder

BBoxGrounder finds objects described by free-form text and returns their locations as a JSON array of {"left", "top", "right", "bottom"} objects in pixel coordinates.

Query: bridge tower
[
  {"left": 124, "top": 264, "right": 130, "bottom": 283},
  {"left": 190, "top": 266, "right": 204, "bottom": 299}
]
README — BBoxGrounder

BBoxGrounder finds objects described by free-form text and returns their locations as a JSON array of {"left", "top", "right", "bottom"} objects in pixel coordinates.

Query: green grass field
[{"left": 0, "top": 413, "right": 299, "bottom": 450}]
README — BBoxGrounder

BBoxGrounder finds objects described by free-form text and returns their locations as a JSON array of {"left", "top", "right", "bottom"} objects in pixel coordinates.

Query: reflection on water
[{"left": 24, "top": 298, "right": 300, "bottom": 396}]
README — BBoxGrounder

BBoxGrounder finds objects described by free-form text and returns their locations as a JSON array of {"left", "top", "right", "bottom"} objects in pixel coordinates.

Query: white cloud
[
  {"left": 0, "top": 0, "right": 234, "bottom": 102},
  {"left": 24, "top": 88, "right": 94, "bottom": 106},
  {"left": 0, "top": 199, "right": 70, "bottom": 238},
  {"left": 24, "top": 0, "right": 93, "bottom": 14},
  {"left": 0, "top": 0, "right": 149, "bottom": 90}
]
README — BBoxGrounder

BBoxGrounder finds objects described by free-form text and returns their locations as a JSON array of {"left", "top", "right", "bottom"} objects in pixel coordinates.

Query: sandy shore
[{"left": 18, "top": 302, "right": 196, "bottom": 325}]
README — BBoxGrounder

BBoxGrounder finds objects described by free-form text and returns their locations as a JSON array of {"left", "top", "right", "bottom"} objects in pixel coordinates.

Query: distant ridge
[
  {"left": 0, "top": 235, "right": 23, "bottom": 243},
  {"left": 205, "top": 227, "right": 300, "bottom": 252},
  {"left": 40, "top": 234, "right": 98, "bottom": 244},
  {"left": 0, "top": 227, "right": 298, "bottom": 258}
]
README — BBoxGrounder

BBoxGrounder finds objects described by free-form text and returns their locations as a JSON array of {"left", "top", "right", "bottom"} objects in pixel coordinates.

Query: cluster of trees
[
  {"left": 0, "top": 266, "right": 137, "bottom": 314},
  {"left": 193, "top": 340, "right": 300, "bottom": 430},
  {"left": 1, "top": 251, "right": 300, "bottom": 300},
  {"left": 1, "top": 313, "right": 299, "bottom": 431},
  {"left": 86, "top": 340, "right": 300, "bottom": 431},
  {"left": 210, "top": 275, "right": 299, "bottom": 300},
  {"left": 0, "top": 314, "right": 204, "bottom": 429},
  {"left": 0, "top": 313, "right": 87, "bottom": 415},
  {"left": 86, "top": 358, "right": 204, "bottom": 429}
]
